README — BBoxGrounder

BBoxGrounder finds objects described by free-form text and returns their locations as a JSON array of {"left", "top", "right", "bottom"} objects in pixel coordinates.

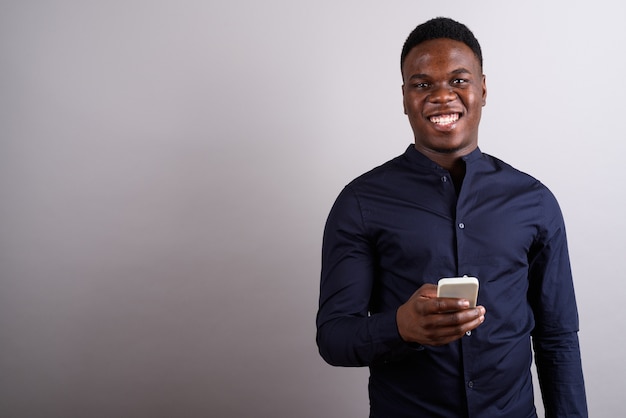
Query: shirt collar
[{"left": 403, "top": 144, "right": 483, "bottom": 170}]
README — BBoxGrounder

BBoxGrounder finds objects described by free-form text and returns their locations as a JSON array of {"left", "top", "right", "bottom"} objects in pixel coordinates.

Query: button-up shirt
[{"left": 316, "top": 145, "right": 587, "bottom": 417}]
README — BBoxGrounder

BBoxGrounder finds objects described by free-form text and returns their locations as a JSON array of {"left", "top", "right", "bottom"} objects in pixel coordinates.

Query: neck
[
  {"left": 414, "top": 145, "right": 471, "bottom": 170},
  {"left": 414, "top": 145, "right": 471, "bottom": 193},
  {"left": 413, "top": 142, "right": 477, "bottom": 168},
  {"left": 449, "top": 161, "right": 466, "bottom": 194}
]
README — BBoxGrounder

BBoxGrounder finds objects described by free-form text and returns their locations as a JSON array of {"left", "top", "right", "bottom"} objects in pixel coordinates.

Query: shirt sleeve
[
  {"left": 316, "top": 186, "right": 407, "bottom": 367},
  {"left": 528, "top": 186, "right": 588, "bottom": 417}
]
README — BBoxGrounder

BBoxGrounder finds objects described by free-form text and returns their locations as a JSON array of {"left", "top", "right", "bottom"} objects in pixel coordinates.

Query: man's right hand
[{"left": 396, "top": 283, "right": 486, "bottom": 346}]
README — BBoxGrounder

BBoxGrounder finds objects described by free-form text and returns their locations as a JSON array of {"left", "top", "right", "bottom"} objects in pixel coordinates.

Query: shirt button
[
  {"left": 441, "top": 176, "right": 447, "bottom": 183},
  {"left": 466, "top": 331, "right": 472, "bottom": 336},
  {"left": 468, "top": 381, "right": 474, "bottom": 388},
  {"left": 458, "top": 223, "right": 465, "bottom": 229}
]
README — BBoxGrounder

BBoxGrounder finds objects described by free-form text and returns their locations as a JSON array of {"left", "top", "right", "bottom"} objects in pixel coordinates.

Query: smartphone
[{"left": 437, "top": 276, "right": 479, "bottom": 307}]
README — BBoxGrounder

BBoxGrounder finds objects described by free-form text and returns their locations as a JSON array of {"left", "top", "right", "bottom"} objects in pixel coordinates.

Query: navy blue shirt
[{"left": 316, "top": 146, "right": 587, "bottom": 417}]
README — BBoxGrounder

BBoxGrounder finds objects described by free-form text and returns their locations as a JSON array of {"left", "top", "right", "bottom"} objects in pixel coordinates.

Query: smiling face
[{"left": 402, "top": 38, "right": 487, "bottom": 161}]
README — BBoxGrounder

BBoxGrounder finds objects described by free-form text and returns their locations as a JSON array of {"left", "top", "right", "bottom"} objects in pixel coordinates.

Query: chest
[{"left": 361, "top": 179, "right": 540, "bottom": 274}]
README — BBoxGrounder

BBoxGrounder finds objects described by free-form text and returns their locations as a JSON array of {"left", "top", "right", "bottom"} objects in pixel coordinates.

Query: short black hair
[{"left": 400, "top": 17, "right": 483, "bottom": 73}]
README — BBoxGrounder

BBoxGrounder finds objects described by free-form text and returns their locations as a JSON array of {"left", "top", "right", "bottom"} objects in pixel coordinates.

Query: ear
[
  {"left": 481, "top": 74, "right": 487, "bottom": 106},
  {"left": 401, "top": 84, "right": 408, "bottom": 115}
]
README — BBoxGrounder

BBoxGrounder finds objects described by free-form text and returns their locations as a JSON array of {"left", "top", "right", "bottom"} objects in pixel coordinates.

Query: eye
[
  {"left": 452, "top": 78, "right": 469, "bottom": 86},
  {"left": 412, "top": 82, "right": 430, "bottom": 89}
]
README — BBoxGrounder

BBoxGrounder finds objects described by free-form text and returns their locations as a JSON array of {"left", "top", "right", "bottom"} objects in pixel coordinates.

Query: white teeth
[{"left": 430, "top": 113, "right": 459, "bottom": 125}]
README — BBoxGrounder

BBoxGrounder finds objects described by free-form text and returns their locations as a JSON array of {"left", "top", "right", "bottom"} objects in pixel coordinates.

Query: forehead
[{"left": 402, "top": 38, "right": 481, "bottom": 78}]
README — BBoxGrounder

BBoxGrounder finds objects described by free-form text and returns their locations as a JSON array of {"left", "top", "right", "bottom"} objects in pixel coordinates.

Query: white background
[{"left": 1, "top": 1, "right": 624, "bottom": 417}]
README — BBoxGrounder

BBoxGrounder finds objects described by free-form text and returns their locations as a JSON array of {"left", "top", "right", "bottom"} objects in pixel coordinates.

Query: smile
[{"left": 429, "top": 113, "right": 460, "bottom": 126}]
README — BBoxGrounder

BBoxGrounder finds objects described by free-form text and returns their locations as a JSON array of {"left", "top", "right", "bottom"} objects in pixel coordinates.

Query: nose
[{"left": 429, "top": 85, "right": 456, "bottom": 103}]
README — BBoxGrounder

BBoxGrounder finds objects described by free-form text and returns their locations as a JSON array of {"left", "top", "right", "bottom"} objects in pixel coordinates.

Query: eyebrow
[
  {"left": 408, "top": 67, "right": 473, "bottom": 81},
  {"left": 451, "top": 67, "right": 472, "bottom": 75}
]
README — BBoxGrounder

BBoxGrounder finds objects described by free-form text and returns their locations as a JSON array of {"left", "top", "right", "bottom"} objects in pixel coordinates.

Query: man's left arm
[
  {"left": 528, "top": 187, "right": 588, "bottom": 418},
  {"left": 533, "top": 331, "right": 587, "bottom": 417}
]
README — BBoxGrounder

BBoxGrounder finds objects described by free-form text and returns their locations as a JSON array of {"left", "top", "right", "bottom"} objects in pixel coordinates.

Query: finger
[
  {"left": 416, "top": 283, "right": 438, "bottom": 298},
  {"left": 420, "top": 307, "right": 486, "bottom": 345},
  {"left": 431, "top": 306, "right": 485, "bottom": 330},
  {"left": 431, "top": 297, "right": 471, "bottom": 313}
]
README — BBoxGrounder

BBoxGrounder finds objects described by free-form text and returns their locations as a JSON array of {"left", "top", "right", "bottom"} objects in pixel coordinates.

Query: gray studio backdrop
[{"left": 1, "top": 1, "right": 624, "bottom": 417}]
